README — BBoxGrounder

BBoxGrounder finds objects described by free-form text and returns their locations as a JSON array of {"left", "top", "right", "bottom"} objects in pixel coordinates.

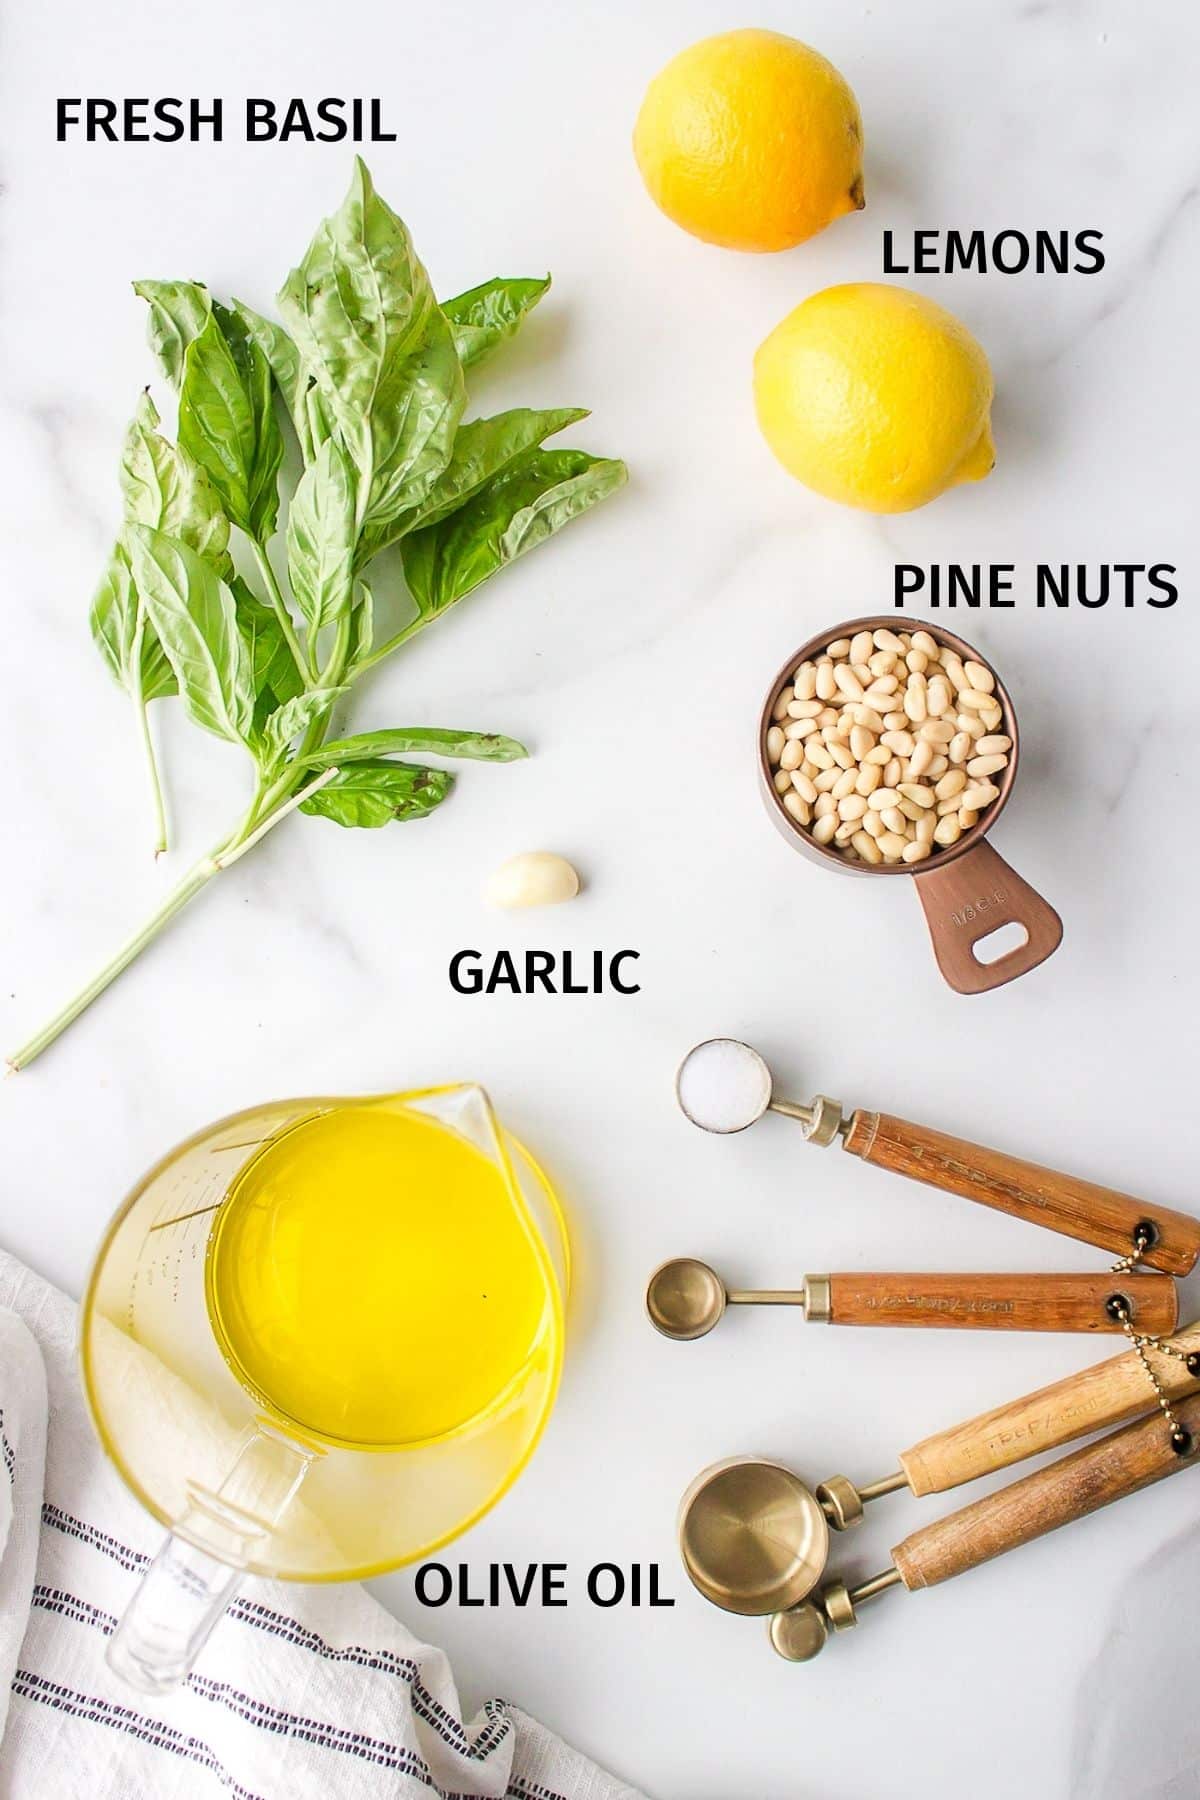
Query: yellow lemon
[
  {"left": 633, "top": 28, "right": 864, "bottom": 253},
  {"left": 753, "top": 284, "right": 995, "bottom": 512}
]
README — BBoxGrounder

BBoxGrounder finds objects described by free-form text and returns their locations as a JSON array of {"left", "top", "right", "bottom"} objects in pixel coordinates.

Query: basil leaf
[
  {"left": 301, "top": 727, "right": 527, "bottom": 769},
  {"left": 175, "top": 314, "right": 260, "bottom": 535},
  {"left": 214, "top": 303, "right": 283, "bottom": 542},
  {"left": 231, "top": 299, "right": 336, "bottom": 468},
  {"left": 356, "top": 405, "right": 587, "bottom": 567},
  {"left": 346, "top": 580, "right": 375, "bottom": 673},
  {"left": 277, "top": 158, "right": 464, "bottom": 529},
  {"left": 442, "top": 276, "right": 550, "bottom": 369},
  {"left": 126, "top": 525, "right": 255, "bottom": 747},
  {"left": 133, "top": 279, "right": 211, "bottom": 388},
  {"left": 401, "top": 448, "right": 628, "bottom": 619},
  {"left": 257, "top": 686, "right": 346, "bottom": 766},
  {"left": 230, "top": 576, "right": 304, "bottom": 729},
  {"left": 286, "top": 435, "right": 356, "bottom": 634},
  {"left": 90, "top": 545, "right": 176, "bottom": 701},
  {"left": 299, "top": 759, "right": 453, "bottom": 828},
  {"left": 120, "top": 390, "right": 231, "bottom": 575}
]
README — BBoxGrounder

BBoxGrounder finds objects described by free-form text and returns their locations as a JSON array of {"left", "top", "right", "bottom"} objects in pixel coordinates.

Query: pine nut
[
  {"left": 934, "top": 814, "right": 961, "bottom": 846},
  {"left": 960, "top": 782, "right": 999, "bottom": 811},
  {"left": 863, "top": 745, "right": 891, "bottom": 767},
  {"left": 881, "top": 730, "right": 915, "bottom": 756},
  {"left": 829, "top": 742, "right": 855, "bottom": 770},
  {"left": 916, "top": 812, "right": 937, "bottom": 845},
  {"left": 905, "top": 649, "right": 928, "bottom": 674},
  {"left": 935, "top": 769, "right": 967, "bottom": 800},
  {"left": 960, "top": 808, "right": 980, "bottom": 829},
  {"left": 807, "top": 744, "right": 835, "bottom": 771},
  {"left": 855, "top": 762, "right": 883, "bottom": 795},
  {"left": 877, "top": 832, "right": 908, "bottom": 859},
  {"left": 903, "top": 839, "right": 931, "bottom": 864},
  {"left": 773, "top": 686, "right": 795, "bottom": 720},
  {"left": 838, "top": 794, "right": 868, "bottom": 821},
  {"left": 908, "top": 740, "right": 934, "bottom": 779},
  {"left": 868, "top": 651, "right": 896, "bottom": 677},
  {"left": 795, "top": 661, "right": 818, "bottom": 700},
  {"left": 926, "top": 676, "right": 952, "bottom": 717},
  {"left": 814, "top": 792, "right": 837, "bottom": 818},
  {"left": 912, "top": 631, "right": 939, "bottom": 659},
  {"left": 815, "top": 768, "right": 841, "bottom": 791},
  {"left": 850, "top": 725, "right": 876, "bottom": 760},
  {"left": 780, "top": 741, "right": 802, "bottom": 770},
  {"left": 903, "top": 679, "right": 928, "bottom": 724},
  {"left": 927, "top": 755, "right": 949, "bottom": 778},
  {"left": 813, "top": 813, "right": 838, "bottom": 844},
  {"left": 883, "top": 711, "right": 907, "bottom": 731},
  {"left": 884, "top": 757, "right": 903, "bottom": 787},
  {"left": 966, "top": 754, "right": 1007, "bottom": 779},
  {"left": 773, "top": 769, "right": 792, "bottom": 794},
  {"left": 862, "top": 810, "right": 886, "bottom": 838},
  {"left": 832, "top": 768, "right": 858, "bottom": 800},
  {"left": 976, "top": 735, "right": 1012, "bottom": 756},
  {"left": 897, "top": 797, "right": 925, "bottom": 822},
  {"left": 881, "top": 807, "right": 907, "bottom": 834},
  {"left": 948, "top": 731, "right": 971, "bottom": 764},
  {"left": 964, "top": 660, "right": 995, "bottom": 694},
  {"left": 956, "top": 713, "right": 985, "bottom": 738},
  {"left": 785, "top": 718, "right": 819, "bottom": 739},
  {"left": 791, "top": 771, "right": 819, "bottom": 803},
  {"left": 867, "top": 788, "right": 900, "bottom": 812},
  {"left": 834, "top": 666, "right": 865, "bottom": 701},
  {"left": 783, "top": 792, "right": 811, "bottom": 826},
  {"left": 898, "top": 783, "right": 935, "bottom": 808},
  {"left": 816, "top": 662, "right": 837, "bottom": 700},
  {"left": 852, "top": 831, "right": 883, "bottom": 864},
  {"left": 918, "top": 720, "right": 955, "bottom": 745},
  {"left": 788, "top": 699, "right": 823, "bottom": 718},
  {"left": 873, "top": 629, "right": 905, "bottom": 653},
  {"left": 827, "top": 638, "right": 851, "bottom": 658},
  {"left": 766, "top": 726, "right": 785, "bottom": 761},
  {"left": 851, "top": 706, "right": 886, "bottom": 732},
  {"left": 850, "top": 631, "right": 874, "bottom": 665}
]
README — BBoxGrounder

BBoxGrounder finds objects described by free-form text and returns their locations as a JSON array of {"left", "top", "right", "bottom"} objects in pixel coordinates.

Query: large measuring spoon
[
  {"left": 646, "top": 1257, "right": 1178, "bottom": 1339},
  {"left": 677, "top": 1319, "right": 1200, "bottom": 1624},
  {"left": 769, "top": 1388, "right": 1200, "bottom": 1662},
  {"left": 675, "top": 1038, "right": 1200, "bottom": 1276}
]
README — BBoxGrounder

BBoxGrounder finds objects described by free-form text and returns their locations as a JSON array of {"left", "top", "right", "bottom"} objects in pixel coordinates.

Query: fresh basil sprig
[{"left": 11, "top": 159, "right": 626, "bottom": 1070}]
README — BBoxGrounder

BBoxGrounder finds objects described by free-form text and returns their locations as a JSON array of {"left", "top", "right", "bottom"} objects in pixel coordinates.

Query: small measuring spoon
[
  {"left": 674, "top": 1038, "right": 1200, "bottom": 1276},
  {"left": 678, "top": 1319, "right": 1200, "bottom": 1628},
  {"left": 768, "top": 1390, "right": 1200, "bottom": 1662},
  {"left": 645, "top": 1257, "right": 1177, "bottom": 1339}
]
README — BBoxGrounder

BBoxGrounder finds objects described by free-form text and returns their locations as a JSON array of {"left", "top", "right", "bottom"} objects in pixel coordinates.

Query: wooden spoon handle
[
  {"left": 842, "top": 1109, "right": 1200, "bottom": 1276},
  {"left": 900, "top": 1320, "right": 1200, "bottom": 1496},
  {"left": 892, "top": 1390, "right": 1200, "bottom": 1591},
  {"left": 825, "top": 1271, "right": 1177, "bottom": 1334}
]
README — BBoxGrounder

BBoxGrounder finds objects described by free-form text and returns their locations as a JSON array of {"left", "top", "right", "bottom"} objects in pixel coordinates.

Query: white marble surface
[{"left": 4, "top": 0, "right": 1200, "bottom": 1793}]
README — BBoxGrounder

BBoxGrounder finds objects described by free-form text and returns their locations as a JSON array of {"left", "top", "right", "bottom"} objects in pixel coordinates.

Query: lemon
[
  {"left": 753, "top": 284, "right": 995, "bottom": 513},
  {"left": 633, "top": 28, "right": 864, "bottom": 254}
]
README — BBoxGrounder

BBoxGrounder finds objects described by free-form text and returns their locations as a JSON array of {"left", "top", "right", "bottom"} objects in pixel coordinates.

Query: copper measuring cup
[
  {"left": 758, "top": 615, "right": 1063, "bottom": 994},
  {"left": 677, "top": 1322, "right": 1200, "bottom": 1643}
]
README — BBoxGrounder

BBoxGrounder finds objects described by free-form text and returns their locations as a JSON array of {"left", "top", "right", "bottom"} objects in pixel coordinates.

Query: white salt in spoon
[
  {"left": 675, "top": 1038, "right": 844, "bottom": 1144},
  {"left": 672, "top": 1038, "right": 1200, "bottom": 1270}
]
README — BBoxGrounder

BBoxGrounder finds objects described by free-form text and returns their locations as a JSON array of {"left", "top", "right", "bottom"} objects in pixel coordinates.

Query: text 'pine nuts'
[{"left": 765, "top": 628, "right": 1010, "bottom": 866}]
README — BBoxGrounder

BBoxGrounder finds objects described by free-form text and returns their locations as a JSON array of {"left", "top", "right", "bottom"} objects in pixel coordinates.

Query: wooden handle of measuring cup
[
  {"left": 900, "top": 1320, "right": 1200, "bottom": 1496},
  {"left": 842, "top": 1110, "right": 1200, "bottom": 1276},
  {"left": 910, "top": 839, "right": 1062, "bottom": 994},
  {"left": 892, "top": 1389, "right": 1200, "bottom": 1591},
  {"left": 825, "top": 1271, "right": 1177, "bottom": 1334}
]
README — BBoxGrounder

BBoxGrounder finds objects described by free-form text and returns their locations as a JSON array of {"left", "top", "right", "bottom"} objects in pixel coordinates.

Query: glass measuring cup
[
  {"left": 81, "top": 1084, "right": 567, "bottom": 1693},
  {"left": 759, "top": 615, "right": 1063, "bottom": 993}
]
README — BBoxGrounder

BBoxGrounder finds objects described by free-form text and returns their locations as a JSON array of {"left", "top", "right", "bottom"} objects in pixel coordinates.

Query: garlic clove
[{"left": 484, "top": 852, "right": 581, "bottom": 910}]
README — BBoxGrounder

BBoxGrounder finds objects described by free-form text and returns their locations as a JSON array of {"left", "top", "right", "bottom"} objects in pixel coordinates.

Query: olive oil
[{"left": 205, "top": 1103, "right": 548, "bottom": 1448}]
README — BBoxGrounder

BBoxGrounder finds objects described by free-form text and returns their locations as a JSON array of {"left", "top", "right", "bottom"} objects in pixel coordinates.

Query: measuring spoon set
[{"left": 653, "top": 1038, "right": 1200, "bottom": 1655}]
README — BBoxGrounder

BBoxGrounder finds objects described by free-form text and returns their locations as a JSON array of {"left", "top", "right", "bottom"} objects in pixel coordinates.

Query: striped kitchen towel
[{"left": 0, "top": 1249, "right": 645, "bottom": 1800}]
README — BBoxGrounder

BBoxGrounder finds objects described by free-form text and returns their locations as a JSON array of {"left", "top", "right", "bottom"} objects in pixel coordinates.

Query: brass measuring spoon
[
  {"left": 645, "top": 1256, "right": 1178, "bottom": 1339},
  {"left": 675, "top": 1038, "right": 1200, "bottom": 1276},
  {"left": 677, "top": 1322, "right": 1200, "bottom": 1635},
  {"left": 770, "top": 1388, "right": 1200, "bottom": 1662}
]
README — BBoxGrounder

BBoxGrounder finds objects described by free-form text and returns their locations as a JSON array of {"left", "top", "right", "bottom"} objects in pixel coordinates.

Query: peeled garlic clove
[{"left": 484, "top": 852, "right": 580, "bottom": 910}]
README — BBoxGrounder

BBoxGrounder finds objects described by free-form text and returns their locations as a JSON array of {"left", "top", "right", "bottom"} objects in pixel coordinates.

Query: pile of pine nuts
[{"left": 765, "top": 626, "right": 1011, "bottom": 866}]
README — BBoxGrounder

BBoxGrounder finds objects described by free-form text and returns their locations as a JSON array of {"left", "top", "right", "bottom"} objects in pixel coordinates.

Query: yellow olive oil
[{"left": 205, "top": 1104, "right": 549, "bottom": 1448}]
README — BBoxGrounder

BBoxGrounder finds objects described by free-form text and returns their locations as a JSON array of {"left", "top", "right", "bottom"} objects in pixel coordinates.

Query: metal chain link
[{"left": 1108, "top": 1230, "right": 1199, "bottom": 1456}]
